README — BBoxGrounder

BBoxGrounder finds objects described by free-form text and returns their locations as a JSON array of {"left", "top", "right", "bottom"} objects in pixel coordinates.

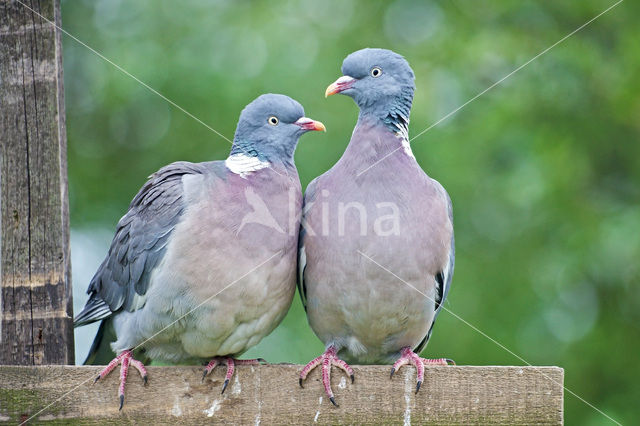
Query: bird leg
[
  {"left": 93, "top": 349, "right": 148, "bottom": 410},
  {"left": 299, "top": 345, "right": 354, "bottom": 407},
  {"left": 202, "top": 357, "right": 266, "bottom": 394},
  {"left": 390, "top": 346, "right": 454, "bottom": 393}
]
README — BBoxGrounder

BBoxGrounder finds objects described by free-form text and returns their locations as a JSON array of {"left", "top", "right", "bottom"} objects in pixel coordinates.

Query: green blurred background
[{"left": 61, "top": 0, "right": 639, "bottom": 424}]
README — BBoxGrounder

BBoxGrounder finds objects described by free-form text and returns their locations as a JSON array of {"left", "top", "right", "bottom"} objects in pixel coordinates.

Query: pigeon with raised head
[
  {"left": 74, "top": 94, "right": 325, "bottom": 409},
  {"left": 298, "top": 49, "right": 454, "bottom": 405}
]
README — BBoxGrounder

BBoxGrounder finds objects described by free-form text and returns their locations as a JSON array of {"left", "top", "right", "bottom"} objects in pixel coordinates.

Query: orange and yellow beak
[
  {"left": 325, "top": 75, "right": 356, "bottom": 97},
  {"left": 294, "top": 117, "right": 326, "bottom": 132}
]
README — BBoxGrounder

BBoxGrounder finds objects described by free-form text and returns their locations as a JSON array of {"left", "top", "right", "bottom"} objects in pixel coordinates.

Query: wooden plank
[
  {"left": 0, "top": 365, "right": 564, "bottom": 424},
  {"left": 0, "top": 0, "right": 73, "bottom": 365}
]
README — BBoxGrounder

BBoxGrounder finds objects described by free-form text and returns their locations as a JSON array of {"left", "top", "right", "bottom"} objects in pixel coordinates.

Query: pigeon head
[
  {"left": 231, "top": 94, "right": 325, "bottom": 163},
  {"left": 325, "top": 48, "right": 415, "bottom": 133}
]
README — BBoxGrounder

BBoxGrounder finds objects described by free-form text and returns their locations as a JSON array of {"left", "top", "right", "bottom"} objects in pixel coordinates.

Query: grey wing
[
  {"left": 74, "top": 161, "right": 209, "bottom": 327},
  {"left": 297, "top": 178, "right": 319, "bottom": 312},
  {"left": 414, "top": 182, "right": 455, "bottom": 353}
]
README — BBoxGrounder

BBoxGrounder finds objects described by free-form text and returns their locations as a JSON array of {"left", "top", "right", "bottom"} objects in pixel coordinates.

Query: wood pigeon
[
  {"left": 74, "top": 94, "right": 325, "bottom": 409},
  {"left": 298, "top": 49, "right": 454, "bottom": 405}
]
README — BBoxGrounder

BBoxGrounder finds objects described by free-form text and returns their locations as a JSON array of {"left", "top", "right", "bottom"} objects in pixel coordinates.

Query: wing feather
[
  {"left": 414, "top": 180, "right": 455, "bottom": 353},
  {"left": 74, "top": 161, "right": 210, "bottom": 327},
  {"left": 297, "top": 178, "right": 319, "bottom": 312}
]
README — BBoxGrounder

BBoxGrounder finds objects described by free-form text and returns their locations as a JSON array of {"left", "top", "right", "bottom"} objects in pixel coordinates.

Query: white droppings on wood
[
  {"left": 313, "top": 397, "right": 323, "bottom": 422},
  {"left": 171, "top": 396, "right": 183, "bottom": 417},
  {"left": 203, "top": 399, "right": 222, "bottom": 417},
  {"left": 338, "top": 376, "right": 347, "bottom": 389},
  {"left": 254, "top": 364, "right": 262, "bottom": 425},
  {"left": 35, "top": 414, "right": 61, "bottom": 421},
  {"left": 254, "top": 400, "right": 262, "bottom": 426},
  {"left": 403, "top": 370, "right": 412, "bottom": 426},
  {"left": 232, "top": 374, "right": 242, "bottom": 395}
]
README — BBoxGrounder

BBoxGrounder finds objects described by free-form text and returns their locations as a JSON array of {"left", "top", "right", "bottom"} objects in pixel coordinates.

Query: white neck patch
[
  {"left": 225, "top": 153, "right": 270, "bottom": 178},
  {"left": 393, "top": 121, "right": 415, "bottom": 159}
]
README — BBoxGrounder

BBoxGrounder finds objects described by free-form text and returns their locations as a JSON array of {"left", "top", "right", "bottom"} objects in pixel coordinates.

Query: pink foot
[
  {"left": 299, "top": 345, "right": 354, "bottom": 407},
  {"left": 202, "top": 357, "right": 265, "bottom": 394},
  {"left": 390, "top": 347, "right": 454, "bottom": 393},
  {"left": 94, "top": 349, "right": 148, "bottom": 410}
]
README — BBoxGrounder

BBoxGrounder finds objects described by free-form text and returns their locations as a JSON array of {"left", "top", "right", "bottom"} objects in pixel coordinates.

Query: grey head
[
  {"left": 325, "top": 48, "right": 415, "bottom": 133},
  {"left": 231, "top": 94, "right": 325, "bottom": 164}
]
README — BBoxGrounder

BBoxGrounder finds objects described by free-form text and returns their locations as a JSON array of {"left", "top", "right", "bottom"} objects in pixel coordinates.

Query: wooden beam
[
  {"left": 0, "top": 365, "right": 563, "bottom": 424},
  {"left": 0, "top": 0, "right": 73, "bottom": 365}
]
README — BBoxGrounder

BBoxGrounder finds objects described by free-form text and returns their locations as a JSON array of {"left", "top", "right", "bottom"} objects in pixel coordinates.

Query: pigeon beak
[
  {"left": 295, "top": 117, "right": 326, "bottom": 132},
  {"left": 325, "top": 75, "right": 356, "bottom": 97}
]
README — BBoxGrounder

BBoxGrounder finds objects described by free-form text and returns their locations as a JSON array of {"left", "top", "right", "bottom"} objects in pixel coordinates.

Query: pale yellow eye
[
  {"left": 371, "top": 66, "right": 382, "bottom": 77},
  {"left": 268, "top": 116, "right": 279, "bottom": 126}
]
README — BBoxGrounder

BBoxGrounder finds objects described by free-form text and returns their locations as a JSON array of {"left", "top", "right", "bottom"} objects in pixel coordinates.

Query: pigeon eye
[
  {"left": 371, "top": 67, "right": 382, "bottom": 78},
  {"left": 268, "top": 116, "right": 279, "bottom": 126}
]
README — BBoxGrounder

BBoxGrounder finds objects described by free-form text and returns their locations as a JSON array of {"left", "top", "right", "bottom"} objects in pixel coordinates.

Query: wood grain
[
  {"left": 0, "top": 365, "right": 564, "bottom": 424},
  {"left": 0, "top": 0, "right": 73, "bottom": 365}
]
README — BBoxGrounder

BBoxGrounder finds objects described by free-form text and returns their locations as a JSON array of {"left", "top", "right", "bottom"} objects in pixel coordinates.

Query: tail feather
[
  {"left": 84, "top": 318, "right": 151, "bottom": 366},
  {"left": 84, "top": 319, "right": 117, "bottom": 365},
  {"left": 75, "top": 296, "right": 112, "bottom": 328}
]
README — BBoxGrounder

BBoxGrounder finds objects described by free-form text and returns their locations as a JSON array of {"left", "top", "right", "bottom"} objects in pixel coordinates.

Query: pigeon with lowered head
[{"left": 75, "top": 94, "right": 325, "bottom": 409}]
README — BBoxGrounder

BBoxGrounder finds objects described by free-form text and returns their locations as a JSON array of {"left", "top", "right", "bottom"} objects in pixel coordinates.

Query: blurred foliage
[{"left": 62, "top": 0, "right": 639, "bottom": 423}]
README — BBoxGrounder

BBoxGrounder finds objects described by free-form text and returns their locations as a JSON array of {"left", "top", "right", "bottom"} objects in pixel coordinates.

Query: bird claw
[
  {"left": 422, "top": 357, "right": 455, "bottom": 366},
  {"left": 202, "top": 356, "right": 265, "bottom": 394},
  {"left": 391, "top": 347, "right": 453, "bottom": 394},
  {"left": 299, "top": 345, "right": 354, "bottom": 406},
  {"left": 93, "top": 349, "right": 147, "bottom": 410}
]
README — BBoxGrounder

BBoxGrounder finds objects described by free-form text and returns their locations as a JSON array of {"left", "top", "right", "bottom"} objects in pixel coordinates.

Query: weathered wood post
[{"left": 0, "top": 0, "right": 73, "bottom": 365}]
